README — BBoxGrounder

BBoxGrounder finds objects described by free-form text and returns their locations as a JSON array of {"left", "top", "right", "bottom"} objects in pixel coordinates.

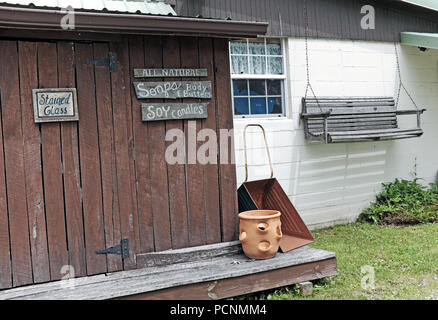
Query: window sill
[{"left": 234, "top": 115, "right": 290, "bottom": 120}]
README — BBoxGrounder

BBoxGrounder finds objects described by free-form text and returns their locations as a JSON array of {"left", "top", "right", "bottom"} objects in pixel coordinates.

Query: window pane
[
  {"left": 268, "top": 57, "right": 283, "bottom": 74},
  {"left": 231, "top": 56, "right": 248, "bottom": 74},
  {"left": 248, "top": 39, "right": 265, "bottom": 54},
  {"left": 234, "top": 98, "right": 249, "bottom": 115},
  {"left": 230, "top": 41, "right": 248, "bottom": 54},
  {"left": 267, "top": 80, "right": 281, "bottom": 95},
  {"left": 250, "top": 97, "right": 267, "bottom": 114},
  {"left": 266, "top": 39, "right": 282, "bottom": 55},
  {"left": 250, "top": 56, "right": 266, "bottom": 74},
  {"left": 233, "top": 80, "right": 249, "bottom": 96},
  {"left": 268, "top": 97, "right": 282, "bottom": 114},
  {"left": 249, "top": 80, "right": 266, "bottom": 96}
]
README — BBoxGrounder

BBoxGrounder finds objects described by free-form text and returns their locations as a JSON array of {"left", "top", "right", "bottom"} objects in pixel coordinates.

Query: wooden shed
[{"left": 0, "top": 2, "right": 337, "bottom": 300}]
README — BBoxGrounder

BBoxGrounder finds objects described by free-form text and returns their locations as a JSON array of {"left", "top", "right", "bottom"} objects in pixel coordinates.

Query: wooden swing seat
[{"left": 301, "top": 97, "right": 425, "bottom": 143}]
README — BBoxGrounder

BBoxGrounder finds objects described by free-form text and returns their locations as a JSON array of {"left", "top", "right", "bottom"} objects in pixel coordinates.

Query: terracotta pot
[{"left": 238, "top": 210, "right": 283, "bottom": 260}]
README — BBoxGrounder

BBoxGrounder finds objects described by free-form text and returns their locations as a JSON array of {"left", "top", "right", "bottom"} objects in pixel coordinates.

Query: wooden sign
[
  {"left": 142, "top": 103, "right": 208, "bottom": 121},
  {"left": 32, "top": 88, "right": 78, "bottom": 123},
  {"left": 133, "top": 81, "right": 212, "bottom": 99},
  {"left": 134, "top": 68, "right": 208, "bottom": 78}
]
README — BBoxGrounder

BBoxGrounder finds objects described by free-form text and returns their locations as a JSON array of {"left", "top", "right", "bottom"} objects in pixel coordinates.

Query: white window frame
[{"left": 229, "top": 38, "right": 288, "bottom": 119}]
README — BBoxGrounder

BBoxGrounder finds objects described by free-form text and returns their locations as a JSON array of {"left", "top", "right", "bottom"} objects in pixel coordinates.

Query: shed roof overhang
[
  {"left": 0, "top": 6, "right": 268, "bottom": 38},
  {"left": 401, "top": 32, "right": 438, "bottom": 50}
]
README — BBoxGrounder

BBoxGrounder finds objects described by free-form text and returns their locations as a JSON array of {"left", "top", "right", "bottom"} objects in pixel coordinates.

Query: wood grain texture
[
  {"left": 38, "top": 42, "right": 68, "bottom": 281},
  {"left": 213, "top": 38, "right": 238, "bottom": 242},
  {"left": 144, "top": 36, "right": 172, "bottom": 252},
  {"left": 162, "top": 36, "right": 189, "bottom": 250},
  {"left": 302, "top": 97, "right": 424, "bottom": 142},
  {"left": 110, "top": 39, "right": 140, "bottom": 270},
  {"left": 120, "top": 38, "right": 142, "bottom": 266},
  {"left": 0, "top": 41, "right": 33, "bottom": 287},
  {"left": 57, "top": 42, "right": 87, "bottom": 278},
  {"left": 120, "top": 38, "right": 142, "bottom": 267},
  {"left": 136, "top": 241, "right": 241, "bottom": 268},
  {"left": 93, "top": 42, "right": 123, "bottom": 272},
  {"left": 75, "top": 43, "right": 107, "bottom": 275},
  {"left": 0, "top": 45, "right": 12, "bottom": 289},
  {"left": 17, "top": 41, "right": 50, "bottom": 284},
  {"left": 198, "top": 37, "right": 221, "bottom": 245},
  {"left": 0, "top": 245, "right": 337, "bottom": 300},
  {"left": 120, "top": 258, "right": 338, "bottom": 300},
  {"left": 0, "top": 35, "right": 239, "bottom": 288},
  {"left": 181, "top": 37, "right": 206, "bottom": 247},
  {"left": 128, "top": 36, "right": 155, "bottom": 254}
]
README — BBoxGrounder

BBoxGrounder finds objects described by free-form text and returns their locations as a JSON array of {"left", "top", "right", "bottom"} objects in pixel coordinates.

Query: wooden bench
[
  {"left": 301, "top": 97, "right": 425, "bottom": 143},
  {"left": 0, "top": 242, "right": 337, "bottom": 300}
]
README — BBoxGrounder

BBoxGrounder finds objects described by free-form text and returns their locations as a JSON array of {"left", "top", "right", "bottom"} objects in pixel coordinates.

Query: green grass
[{"left": 233, "top": 222, "right": 438, "bottom": 300}]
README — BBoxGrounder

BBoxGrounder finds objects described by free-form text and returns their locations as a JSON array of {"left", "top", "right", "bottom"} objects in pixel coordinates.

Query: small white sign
[{"left": 32, "top": 88, "right": 78, "bottom": 123}]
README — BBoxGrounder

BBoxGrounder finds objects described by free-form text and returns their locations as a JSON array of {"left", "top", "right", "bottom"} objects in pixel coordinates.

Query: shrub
[{"left": 359, "top": 178, "right": 438, "bottom": 225}]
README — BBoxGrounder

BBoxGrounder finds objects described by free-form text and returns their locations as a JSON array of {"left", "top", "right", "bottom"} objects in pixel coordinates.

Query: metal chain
[
  {"left": 394, "top": 42, "right": 419, "bottom": 110},
  {"left": 303, "top": 0, "right": 322, "bottom": 112}
]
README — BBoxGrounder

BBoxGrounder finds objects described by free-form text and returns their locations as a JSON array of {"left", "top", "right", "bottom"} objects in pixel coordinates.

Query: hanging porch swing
[{"left": 300, "top": 0, "right": 426, "bottom": 144}]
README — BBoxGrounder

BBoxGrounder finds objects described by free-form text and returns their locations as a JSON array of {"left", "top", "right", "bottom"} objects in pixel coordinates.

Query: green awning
[{"left": 401, "top": 32, "right": 438, "bottom": 50}]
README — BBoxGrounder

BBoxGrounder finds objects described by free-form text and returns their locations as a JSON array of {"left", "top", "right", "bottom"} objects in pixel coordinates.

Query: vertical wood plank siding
[
  {"left": 198, "top": 38, "right": 221, "bottom": 245},
  {"left": 181, "top": 38, "right": 207, "bottom": 247},
  {"left": 18, "top": 42, "right": 51, "bottom": 284},
  {"left": 58, "top": 42, "right": 87, "bottom": 278},
  {"left": 163, "top": 37, "right": 190, "bottom": 250},
  {"left": 58, "top": 42, "right": 87, "bottom": 277},
  {"left": 38, "top": 42, "right": 70, "bottom": 282},
  {"left": 93, "top": 42, "right": 123, "bottom": 273},
  {"left": 0, "top": 41, "right": 33, "bottom": 287},
  {"left": 0, "top": 35, "right": 237, "bottom": 289},
  {"left": 144, "top": 36, "right": 172, "bottom": 253},
  {"left": 109, "top": 39, "right": 140, "bottom": 270},
  {"left": 75, "top": 43, "right": 108, "bottom": 275},
  {"left": 214, "top": 38, "right": 238, "bottom": 242},
  {"left": 175, "top": 0, "right": 438, "bottom": 41},
  {"left": 128, "top": 37, "right": 155, "bottom": 255}
]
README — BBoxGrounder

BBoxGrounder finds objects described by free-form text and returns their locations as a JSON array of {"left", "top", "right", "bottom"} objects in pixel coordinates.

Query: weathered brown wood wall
[{"left": 0, "top": 35, "right": 237, "bottom": 289}]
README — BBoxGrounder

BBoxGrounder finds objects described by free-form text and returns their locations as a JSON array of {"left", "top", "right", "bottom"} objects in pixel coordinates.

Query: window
[{"left": 230, "top": 38, "right": 286, "bottom": 117}]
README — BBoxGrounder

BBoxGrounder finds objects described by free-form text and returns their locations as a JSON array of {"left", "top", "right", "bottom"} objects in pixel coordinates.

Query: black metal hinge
[
  {"left": 85, "top": 52, "right": 118, "bottom": 72},
  {"left": 96, "top": 239, "right": 129, "bottom": 259}
]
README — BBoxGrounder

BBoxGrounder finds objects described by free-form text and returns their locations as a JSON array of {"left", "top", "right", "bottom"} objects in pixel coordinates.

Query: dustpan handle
[{"left": 243, "top": 124, "right": 273, "bottom": 182}]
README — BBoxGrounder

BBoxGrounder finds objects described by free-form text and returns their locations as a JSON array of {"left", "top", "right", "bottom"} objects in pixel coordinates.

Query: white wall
[{"left": 233, "top": 37, "right": 438, "bottom": 230}]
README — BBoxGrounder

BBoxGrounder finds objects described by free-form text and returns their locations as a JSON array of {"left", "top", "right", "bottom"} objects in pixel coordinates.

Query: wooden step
[{"left": 0, "top": 243, "right": 337, "bottom": 300}]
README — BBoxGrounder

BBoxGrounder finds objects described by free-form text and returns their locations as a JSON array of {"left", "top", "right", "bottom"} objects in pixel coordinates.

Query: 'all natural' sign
[{"left": 32, "top": 88, "right": 79, "bottom": 123}]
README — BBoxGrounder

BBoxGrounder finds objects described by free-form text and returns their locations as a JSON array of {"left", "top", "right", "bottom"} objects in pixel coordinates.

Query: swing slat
[{"left": 301, "top": 97, "right": 425, "bottom": 143}]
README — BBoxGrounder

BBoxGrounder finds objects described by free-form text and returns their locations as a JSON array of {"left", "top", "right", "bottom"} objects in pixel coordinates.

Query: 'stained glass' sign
[{"left": 32, "top": 88, "right": 78, "bottom": 123}]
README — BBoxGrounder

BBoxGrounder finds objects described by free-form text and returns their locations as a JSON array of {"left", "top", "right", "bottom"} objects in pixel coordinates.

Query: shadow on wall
[{"left": 288, "top": 141, "right": 388, "bottom": 227}]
